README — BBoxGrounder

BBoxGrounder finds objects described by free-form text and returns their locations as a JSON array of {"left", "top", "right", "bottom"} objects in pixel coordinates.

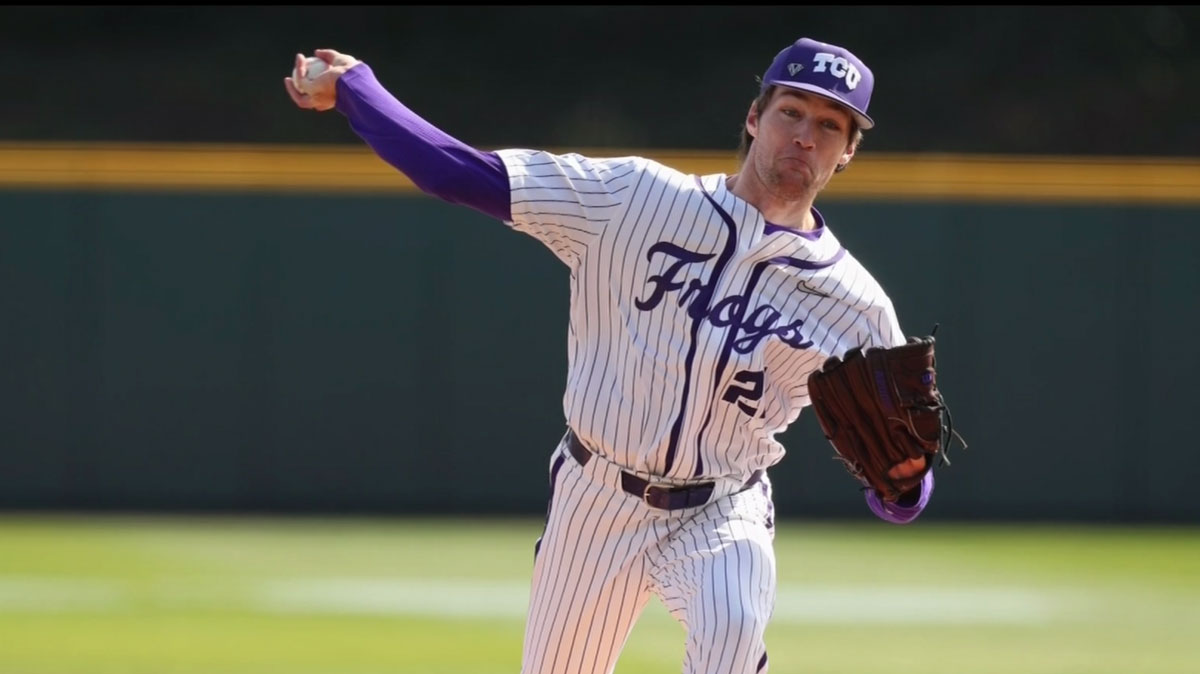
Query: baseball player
[{"left": 285, "top": 36, "right": 934, "bottom": 674}]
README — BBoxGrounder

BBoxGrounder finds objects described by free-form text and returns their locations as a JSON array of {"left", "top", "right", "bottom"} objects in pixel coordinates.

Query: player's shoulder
[
  {"left": 503, "top": 149, "right": 703, "bottom": 181},
  {"left": 497, "top": 148, "right": 649, "bottom": 176},
  {"left": 497, "top": 150, "right": 702, "bottom": 204},
  {"left": 827, "top": 245, "right": 897, "bottom": 309},
  {"left": 563, "top": 153, "right": 695, "bottom": 189},
  {"left": 835, "top": 247, "right": 884, "bottom": 284},
  {"left": 835, "top": 247, "right": 906, "bottom": 345}
]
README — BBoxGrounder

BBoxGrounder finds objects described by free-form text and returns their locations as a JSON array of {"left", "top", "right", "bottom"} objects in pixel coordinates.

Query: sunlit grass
[{"left": 0, "top": 515, "right": 1196, "bottom": 674}]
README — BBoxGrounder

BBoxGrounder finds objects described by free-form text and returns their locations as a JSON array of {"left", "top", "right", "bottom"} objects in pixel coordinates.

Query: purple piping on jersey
[
  {"left": 763, "top": 221, "right": 822, "bottom": 241},
  {"left": 761, "top": 250, "right": 846, "bottom": 270},
  {"left": 335, "top": 64, "right": 511, "bottom": 222},
  {"left": 865, "top": 469, "right": 934, "bottom": 524},
  {"left": 691, "top": 187, "right": 845, "bottom": 477},
  {"left": 660, "top": 178, "right": 742, "bottom": 476},
  {"left": 678, "top": 177, "right": 749, "bottom": 476}
]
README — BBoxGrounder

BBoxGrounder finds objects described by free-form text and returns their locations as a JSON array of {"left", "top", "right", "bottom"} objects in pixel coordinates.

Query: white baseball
[{"left": 291, "top": 56, "right": 329, "bottom": 94}]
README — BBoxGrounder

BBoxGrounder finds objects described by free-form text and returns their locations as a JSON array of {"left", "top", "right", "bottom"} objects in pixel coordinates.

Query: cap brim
[{"left": 766, "top": 80, "right": 875, "bottom": 130}]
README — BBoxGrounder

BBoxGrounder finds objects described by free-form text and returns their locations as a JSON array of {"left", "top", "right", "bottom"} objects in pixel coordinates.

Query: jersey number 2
[{"left": 722, "top": 369, "right": 764, "bottom": 417}]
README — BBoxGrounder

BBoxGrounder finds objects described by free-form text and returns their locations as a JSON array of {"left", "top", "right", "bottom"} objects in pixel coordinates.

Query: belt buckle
[
  {"left": 642, "top": 482, "right": 656, "bottom": 504},
  {"left": 642, "top": 481, "right": 667, "bottom": 509}
]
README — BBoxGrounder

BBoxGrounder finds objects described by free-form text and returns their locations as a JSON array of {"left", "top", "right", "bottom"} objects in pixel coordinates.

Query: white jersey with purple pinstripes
[{"left": 498, "top": 149, "right": 906, "bottom": 484}]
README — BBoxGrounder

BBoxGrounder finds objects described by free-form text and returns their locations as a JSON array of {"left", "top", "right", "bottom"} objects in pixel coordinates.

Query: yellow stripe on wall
[{"left": 0, "top": 142, "right": 1198, "bottom": 204}]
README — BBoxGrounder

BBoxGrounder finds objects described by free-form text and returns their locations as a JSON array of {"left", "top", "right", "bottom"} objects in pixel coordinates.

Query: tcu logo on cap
[{"left": 812, "top": 52, "right": 861, "bottom": 90}]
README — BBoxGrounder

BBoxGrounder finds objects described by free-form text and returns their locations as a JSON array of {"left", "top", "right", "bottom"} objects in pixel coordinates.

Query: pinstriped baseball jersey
[{"left": 497, "top": 149, "right": 906, "bottom": 483}]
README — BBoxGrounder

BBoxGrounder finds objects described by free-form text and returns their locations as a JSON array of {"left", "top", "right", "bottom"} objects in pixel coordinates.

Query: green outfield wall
[{"left": 2, "top": 145, "right": 1198, "bottom": 522}]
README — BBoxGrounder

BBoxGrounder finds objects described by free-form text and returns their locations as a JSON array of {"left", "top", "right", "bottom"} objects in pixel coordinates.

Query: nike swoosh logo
[{"left": 795, "top": 279, "right": 831, "bottom": 298}]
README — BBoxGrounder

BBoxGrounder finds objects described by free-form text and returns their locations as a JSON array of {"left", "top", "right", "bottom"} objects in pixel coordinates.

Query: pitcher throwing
[{"left": 284, "top": 36, "right": 963, "bottom": 674}]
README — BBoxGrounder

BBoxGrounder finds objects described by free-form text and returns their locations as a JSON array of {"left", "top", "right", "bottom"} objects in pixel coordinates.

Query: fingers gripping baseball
[{"left": 283, "top": 48, "right": 362, "bottom": 112}]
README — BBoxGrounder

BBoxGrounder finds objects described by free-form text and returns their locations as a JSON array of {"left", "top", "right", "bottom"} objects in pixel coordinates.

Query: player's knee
[
  {"left": 722, "top": 602, "right": 769, "bottom": 647},
  {"left": 686, "top": 603, "right": 769, "bottom": 674}
]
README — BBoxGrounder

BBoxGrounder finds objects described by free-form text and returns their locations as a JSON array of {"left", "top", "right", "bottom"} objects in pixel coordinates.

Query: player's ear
[
  {"left": 745, "top": 100, "right": 760, "bottom": 139},
  {"left": 839, "top": 141, "right": 856, "bottom": 168}
]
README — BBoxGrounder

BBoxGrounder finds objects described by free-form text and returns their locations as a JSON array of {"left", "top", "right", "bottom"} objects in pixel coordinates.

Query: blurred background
[{"left": 0, "top": 6, "right": 1197, "bottom": 674}]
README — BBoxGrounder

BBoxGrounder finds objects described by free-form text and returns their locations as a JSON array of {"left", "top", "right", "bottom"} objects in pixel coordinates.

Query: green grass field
[{"left": 0, "top": 515, "right": 1197, "bottom": 674}]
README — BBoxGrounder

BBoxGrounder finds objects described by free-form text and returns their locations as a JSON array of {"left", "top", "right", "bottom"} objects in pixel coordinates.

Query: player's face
[{"left": 746, "top": 89, "right": 856, "bottom": 198}]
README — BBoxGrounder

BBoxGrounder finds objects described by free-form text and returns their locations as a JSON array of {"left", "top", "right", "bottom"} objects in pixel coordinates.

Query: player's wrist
[{"left": 893, "top": 485, "right": 922, "bottom": 507}]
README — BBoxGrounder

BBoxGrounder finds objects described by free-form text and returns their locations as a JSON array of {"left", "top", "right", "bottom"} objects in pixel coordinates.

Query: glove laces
[{"left": 928, "top": 323, "right": 967, "bottom": 467}]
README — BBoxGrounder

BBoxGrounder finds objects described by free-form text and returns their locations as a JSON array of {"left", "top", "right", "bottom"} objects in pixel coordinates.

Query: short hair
[{"left": 736, "top": 85, "right": 864, "bottom": 173}]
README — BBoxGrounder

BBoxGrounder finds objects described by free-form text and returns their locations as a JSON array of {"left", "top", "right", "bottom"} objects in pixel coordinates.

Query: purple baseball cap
[{"left": 761, "top": 37, "right": 875, "bottom": 130}]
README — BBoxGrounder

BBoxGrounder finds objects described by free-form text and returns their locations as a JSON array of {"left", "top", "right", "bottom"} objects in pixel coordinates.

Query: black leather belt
[{"left": 565, "top": 430, "right": 763, "bottom": 510}]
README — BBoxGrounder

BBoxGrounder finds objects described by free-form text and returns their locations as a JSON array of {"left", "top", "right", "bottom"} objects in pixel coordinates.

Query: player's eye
[{"left": 822, "top": 119, "right": 842, "bottom": 131}]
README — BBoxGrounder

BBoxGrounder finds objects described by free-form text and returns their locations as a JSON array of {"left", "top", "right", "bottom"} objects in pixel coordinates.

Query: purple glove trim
[
  {"left": 334, "top": 64, "right": 511, "bottom": 222},
  {"left": 866, "top": 469, "right": 934, "bottom": 524}
]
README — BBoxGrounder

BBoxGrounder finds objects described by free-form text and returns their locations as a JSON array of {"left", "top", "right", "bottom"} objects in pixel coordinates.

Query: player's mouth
[{"left": 778, "top": 156, "right": 813, "bottom": 175}]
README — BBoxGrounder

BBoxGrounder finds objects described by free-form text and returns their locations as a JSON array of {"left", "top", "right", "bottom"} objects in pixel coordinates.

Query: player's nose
[{"left": 791, "top": 121, "right": 817, "bottom": 149}]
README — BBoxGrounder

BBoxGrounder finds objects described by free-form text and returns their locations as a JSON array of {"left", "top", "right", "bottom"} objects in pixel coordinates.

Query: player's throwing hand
[{"left": 283, "top": 49, "right": 362, "bottom": 112}]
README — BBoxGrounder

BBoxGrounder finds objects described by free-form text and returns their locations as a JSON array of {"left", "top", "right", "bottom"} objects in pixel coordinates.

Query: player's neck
[{"left": 725, "top": 173, "right": 818, "bottom": 232}]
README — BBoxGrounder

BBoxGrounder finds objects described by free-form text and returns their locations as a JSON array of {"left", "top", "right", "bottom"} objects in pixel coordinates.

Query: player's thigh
[
  {"left": 655, "top": 488, "right": 777, "bottom": 624},
  {"left": 522, "top": 445, "right": 656, "bottom": 674},
  {"left": 650, "top": 481, "right": 777, "bottom": 671}
]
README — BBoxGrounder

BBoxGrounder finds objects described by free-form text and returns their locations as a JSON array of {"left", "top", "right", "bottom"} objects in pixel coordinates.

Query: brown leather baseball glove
[{"left": 807, "top": 334, "right": 965, "bottom": 503}]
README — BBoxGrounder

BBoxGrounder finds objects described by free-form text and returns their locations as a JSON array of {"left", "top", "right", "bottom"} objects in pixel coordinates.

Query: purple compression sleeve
[
  {"left": 334, "top": 64, "right": 511, "bottom": 222},
  {"left": 865, "top": 469, "right": 934, "bottom": 524}
]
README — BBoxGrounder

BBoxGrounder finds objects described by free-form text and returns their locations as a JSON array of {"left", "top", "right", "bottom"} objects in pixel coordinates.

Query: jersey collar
[{"left": 708, "top": 173, "right": 828, "bottom": 242}]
